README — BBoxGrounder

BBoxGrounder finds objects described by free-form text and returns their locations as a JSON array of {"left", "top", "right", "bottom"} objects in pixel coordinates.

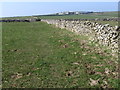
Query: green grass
[
  {"left": 37, "top": 14, "right": 112, "bottom": 19},
  {"left": 2, "top": 22, "right": 118, "bottom": 88}
]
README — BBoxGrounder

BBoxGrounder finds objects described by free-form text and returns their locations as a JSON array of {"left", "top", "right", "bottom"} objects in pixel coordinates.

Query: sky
[{"left": 1, "top": 2, "right": 119, "bottom": 17}]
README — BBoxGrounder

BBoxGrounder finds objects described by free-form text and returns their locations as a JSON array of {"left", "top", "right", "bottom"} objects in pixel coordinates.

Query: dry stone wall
[
  {"left": 41, "top": 19, "right": 119, "bottom": 54},
  {"left": 0, "top": 18, "right": 41, "bottom": 22}
]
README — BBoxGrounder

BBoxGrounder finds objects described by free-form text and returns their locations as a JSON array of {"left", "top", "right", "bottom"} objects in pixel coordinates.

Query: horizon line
[{"left": 0, "top": 10, "right": 118, "bottom": 18}]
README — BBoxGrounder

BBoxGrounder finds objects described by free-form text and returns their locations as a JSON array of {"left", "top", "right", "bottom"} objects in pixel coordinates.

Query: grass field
[
  {"left": 37, "top": 11, "right": 118, "bottom": 26},
  {"left": 37, "top": 11, "right": 118, "bottom": 19},
  {"left": 2, "top": 21, "right": 118, "bottom": 88}
]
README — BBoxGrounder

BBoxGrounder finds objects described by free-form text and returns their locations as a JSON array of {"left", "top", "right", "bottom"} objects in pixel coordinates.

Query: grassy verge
[{"left": 2, "top": 22, "right": 118, "bottom": 88}]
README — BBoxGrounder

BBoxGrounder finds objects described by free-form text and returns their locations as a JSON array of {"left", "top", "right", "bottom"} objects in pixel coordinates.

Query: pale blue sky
[{"left": 1, "top": 2, "right": 118, "bottom": 17}]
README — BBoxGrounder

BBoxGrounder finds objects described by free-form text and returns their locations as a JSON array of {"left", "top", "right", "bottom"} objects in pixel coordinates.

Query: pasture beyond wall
[{"left": 41, "top": 19, "right": 119, "bottom": 56}]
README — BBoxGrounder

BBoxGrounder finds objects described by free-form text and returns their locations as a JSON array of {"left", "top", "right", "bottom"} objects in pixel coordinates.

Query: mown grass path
[{"left": 2, "top": 22, "right": 118, "bottom": 88}]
